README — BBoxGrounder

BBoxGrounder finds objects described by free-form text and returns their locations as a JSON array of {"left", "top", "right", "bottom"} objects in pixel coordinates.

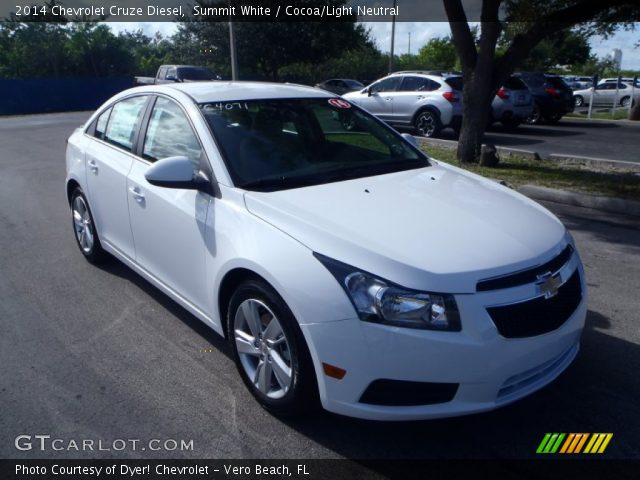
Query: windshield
[
  {"left": 345, "top": 79, "right": 364, "bottom": 88},
  {"left": 179, "top": 67, "right": 216, "bottom": 81},
  {"left": 199, "top": 98, "right": 429, "bottom": 191}
]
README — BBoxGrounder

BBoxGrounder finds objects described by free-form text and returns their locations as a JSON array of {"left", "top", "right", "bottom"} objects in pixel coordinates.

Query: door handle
[
  {"left": 87, "top": 160, "right": 98, "bottom": 173},
  {"left": 129, "top": 186, "right": 145, "bottom": 202}
]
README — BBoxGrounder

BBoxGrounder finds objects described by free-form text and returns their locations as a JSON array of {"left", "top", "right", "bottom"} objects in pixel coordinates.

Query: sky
[{"left": 109, "top": 21, "right": 640, "bottom": 71}]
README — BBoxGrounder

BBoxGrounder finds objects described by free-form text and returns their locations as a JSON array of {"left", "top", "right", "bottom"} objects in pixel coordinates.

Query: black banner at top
[{"left": 2, "top": 0, "right": 639, "bottom": 23}]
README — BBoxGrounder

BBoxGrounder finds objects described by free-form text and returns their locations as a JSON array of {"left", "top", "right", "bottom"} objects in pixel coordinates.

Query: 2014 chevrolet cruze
[{"left": 65, "top": 82, "right": 586, "bottom": 420}]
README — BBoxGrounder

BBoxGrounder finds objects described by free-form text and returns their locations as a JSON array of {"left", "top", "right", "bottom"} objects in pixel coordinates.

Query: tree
[
  {"left": 178, "top": 0, "right": 372, "bottom": 81},
  {"left": 443, "top": 0, "right": 639, "bottom": 163},
  {"left": 417, "top": 36, "right": 458, "bottom": 70}
]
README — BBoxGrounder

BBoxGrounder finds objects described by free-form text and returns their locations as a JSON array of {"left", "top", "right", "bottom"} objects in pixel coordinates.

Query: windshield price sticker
[{"left": 328, "top": 98, "right": 351, "bottom": 109}]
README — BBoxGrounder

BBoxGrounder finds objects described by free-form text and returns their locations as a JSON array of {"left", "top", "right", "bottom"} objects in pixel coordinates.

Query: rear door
[
  {"left": 391, "top": 76, "right": 442, "bottom": 124},
  {"left": 84, "top": 95, "right": 149, "bottom": 260}
]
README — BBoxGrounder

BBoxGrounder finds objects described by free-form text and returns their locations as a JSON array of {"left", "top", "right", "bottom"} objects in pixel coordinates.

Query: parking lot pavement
[
  {"left": 1, "top": 113, "right": 639, "bottom": 462},
  {"left": 441, "top": 118, "right": 640, "bottom": 163}
]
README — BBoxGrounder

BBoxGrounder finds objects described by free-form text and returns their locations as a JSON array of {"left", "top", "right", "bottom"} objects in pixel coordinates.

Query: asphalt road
[
  {"left": 1, "top": 112, "right": 639, "bottom": 465},
  {"left": 440, "top": 117, "right": 640, "bottom": 164}
]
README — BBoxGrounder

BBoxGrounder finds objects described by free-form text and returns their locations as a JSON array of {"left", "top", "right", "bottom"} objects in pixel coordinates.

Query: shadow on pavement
[{"left": 280, "top": 309, "right": 639, "bottom": 461}]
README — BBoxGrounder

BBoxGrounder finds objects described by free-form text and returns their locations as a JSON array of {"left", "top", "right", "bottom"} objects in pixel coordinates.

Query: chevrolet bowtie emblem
[{"left": 537, "top": 272, "right": 562, "bottom": 299}]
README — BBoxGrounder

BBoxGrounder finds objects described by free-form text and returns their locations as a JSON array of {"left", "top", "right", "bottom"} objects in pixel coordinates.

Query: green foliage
[{"left": 417, "top": 36, "right": 458, "bottom": 70}]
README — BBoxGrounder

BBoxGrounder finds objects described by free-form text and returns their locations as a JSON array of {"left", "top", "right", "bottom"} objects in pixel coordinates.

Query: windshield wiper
[{"left": 238, "top": 176, "right": 318, "bottom": 192}]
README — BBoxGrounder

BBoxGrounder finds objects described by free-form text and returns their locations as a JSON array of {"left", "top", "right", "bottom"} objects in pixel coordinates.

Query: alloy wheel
[
  {"left": 234, "top": 299, "right": 293, "bottom": 399},
  {"left": 72, "top": 195, "right": 94, "bottom": 253},
  {"left": 416, "top": 112, "right": 437, "bottom": 137}
]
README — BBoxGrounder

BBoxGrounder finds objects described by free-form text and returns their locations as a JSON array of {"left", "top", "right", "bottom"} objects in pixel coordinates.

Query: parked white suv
[
  {"left": 342, "top": 72, "right": 463, "bottom": 137},
  {"left": 66, "top": 82, "right": 586, "bottom": 420}
]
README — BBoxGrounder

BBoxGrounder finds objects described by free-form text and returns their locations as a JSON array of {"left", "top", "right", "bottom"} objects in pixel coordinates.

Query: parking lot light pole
[
  {"left": 229, "top": 20, "right": 238, "bottom": 80},
  {"left": 388, "top": 0, "right": 397, "bottom": 74}
]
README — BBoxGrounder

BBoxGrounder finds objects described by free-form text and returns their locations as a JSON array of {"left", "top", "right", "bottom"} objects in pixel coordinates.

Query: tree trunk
[{"left": 630, "top": 101, "right": 640, "bottom": 121}]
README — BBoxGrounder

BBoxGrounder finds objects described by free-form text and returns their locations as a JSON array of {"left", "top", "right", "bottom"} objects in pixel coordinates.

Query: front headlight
[{"left": 314, "top": 253, "right": 461, "bottom": 331}]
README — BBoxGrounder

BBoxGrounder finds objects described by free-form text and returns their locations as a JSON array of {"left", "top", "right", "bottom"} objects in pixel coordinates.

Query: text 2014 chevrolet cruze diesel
[{"left": 65, "top": 83, "right": 586, "bottom": 420}]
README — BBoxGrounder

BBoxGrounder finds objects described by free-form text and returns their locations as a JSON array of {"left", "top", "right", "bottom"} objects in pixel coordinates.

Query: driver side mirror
[{"left": 145, "top": 156, "right": 208, "bottom": 191}]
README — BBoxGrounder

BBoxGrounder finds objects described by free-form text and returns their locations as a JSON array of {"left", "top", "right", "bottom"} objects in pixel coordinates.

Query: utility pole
[
  {"left": 229, "top": 20, "right": 238, "bottom": 80},
  {"left": 388, "top": 0, "right": 397, "bottom": 74},
  {"left": 408, "top": 31, "right": 411, "bottom": 55}
]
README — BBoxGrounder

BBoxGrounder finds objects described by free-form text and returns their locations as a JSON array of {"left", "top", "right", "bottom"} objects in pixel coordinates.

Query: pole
[
  {"left": 229, "top": 21, "right": 238, "bottom": 80},
  {"left": 388, "top": 0, "right": 397, "bottom": 74},
  {"left": 612, "top": 74, "right": 621, "bottom": 118},
  {"left": 588, "top": 74, "right": 597, "bottom": 120},
  {"left": 408, "top": 32, "right": 411, "bottom": 55},
  {"left": 630, "top": 76, "right": 637, "bottom": 116}
]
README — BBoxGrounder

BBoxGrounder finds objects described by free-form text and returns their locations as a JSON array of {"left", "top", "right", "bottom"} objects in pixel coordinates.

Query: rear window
[
  {"left": 546, "top": 76, "right": 570, "bottom": 90},
  {"left": 444, "top": 77, "right": 463, "bottom": 91},
  {"left": 503, "top": 77, "right": 528, "bottom": 90}
]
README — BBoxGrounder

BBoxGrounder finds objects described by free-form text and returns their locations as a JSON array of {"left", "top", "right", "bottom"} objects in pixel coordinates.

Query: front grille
[
  {"left": 487, "top": 270, "right": 582, "bottom": 338},
  {"left": 359, "top": 379, "right": 458, "bottom": 406},
  {"left": 477, "top": 245, "right": 573, "bottom": 292}
]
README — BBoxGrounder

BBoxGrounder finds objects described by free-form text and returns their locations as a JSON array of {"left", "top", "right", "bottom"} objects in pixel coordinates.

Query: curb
[
  {"left": 416, "top": 136, "right": 640, "bottom": 171},
  {"left": 517, "top": 184, "right": 640, "bottom": 218}
]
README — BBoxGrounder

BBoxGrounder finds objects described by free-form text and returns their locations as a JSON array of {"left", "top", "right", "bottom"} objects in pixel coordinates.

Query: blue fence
[{"left": 0, "top": 77, "right": 134, "bottom": 115}]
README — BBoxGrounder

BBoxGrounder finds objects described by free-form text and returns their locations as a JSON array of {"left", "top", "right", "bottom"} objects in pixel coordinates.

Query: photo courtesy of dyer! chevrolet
[{"left": 66, "top": 81, "right": 586, "bottom": 421}]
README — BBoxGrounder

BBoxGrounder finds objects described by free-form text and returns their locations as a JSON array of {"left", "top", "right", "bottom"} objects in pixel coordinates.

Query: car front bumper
[{"left": 300, "top": 263, "right": 587, "bottom": 421}]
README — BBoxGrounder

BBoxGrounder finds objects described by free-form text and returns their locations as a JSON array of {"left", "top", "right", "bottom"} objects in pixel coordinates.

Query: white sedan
[{"left": 65, "top": 82, "right": 587, "bottom": 420}]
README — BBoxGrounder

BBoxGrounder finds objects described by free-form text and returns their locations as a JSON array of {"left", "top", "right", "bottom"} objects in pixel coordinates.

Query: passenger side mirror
[
  {"left": 145, "top": 156, "right": 206, "bottom": 191},
  {"left": 366, "top": 87, "right": 374, "bottom": 97}
]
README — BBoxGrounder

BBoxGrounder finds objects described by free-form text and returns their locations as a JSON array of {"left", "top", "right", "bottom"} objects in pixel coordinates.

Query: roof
[{"left": 159, "top": 81, "right": 333, "bottom": 103}]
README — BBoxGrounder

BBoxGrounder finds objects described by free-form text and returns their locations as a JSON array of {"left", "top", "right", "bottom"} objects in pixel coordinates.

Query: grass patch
[{"left": 422, "top": 145, "right": 640, "bottom": 201}]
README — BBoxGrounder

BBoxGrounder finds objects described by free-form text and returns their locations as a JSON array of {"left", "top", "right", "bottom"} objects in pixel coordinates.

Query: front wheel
[
  {"left": 414, "top": 110, "right": 442, "bottom": 138},
  {"left": 574, "top": 95, "right": 584, "bottom": 107},
  {"left": 70, "top": 188, "right": 107, "bottom": 263},
  {"left": 227, "top": 279, "right": 318, "bottom": 416},
  {"left": 620, "top": 96, "right": 632, "bottom": 108}
]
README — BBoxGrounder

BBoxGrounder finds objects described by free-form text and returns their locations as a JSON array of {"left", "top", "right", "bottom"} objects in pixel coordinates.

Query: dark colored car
[
  {"left": 513, "top": 73, "right": 574, "bottom": 124},
  {"left": 315, "top": 79, "right": 365, "bottom": 95}
]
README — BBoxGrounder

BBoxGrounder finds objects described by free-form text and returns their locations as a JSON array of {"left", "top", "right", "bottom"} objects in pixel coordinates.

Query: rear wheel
[
  {"left": 227, "top": 279, "right": 318, "bottom": 416},
  {"left": 70, "top": 188, "right": 107, "bottom": 263},
  {"left": 525, "top": 103, "right": 542, "bottom": 125},
  {"left": 501, "top": 119, "right": 521, "bottom": 131},
  {"left": 414, "top": 110, "right": 442, "bottom": 138},
  {"left": 544, "top": 113, "right": 563, "bottom": 124}
]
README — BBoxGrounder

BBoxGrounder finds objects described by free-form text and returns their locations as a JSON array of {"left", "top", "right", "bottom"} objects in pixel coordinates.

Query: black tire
[
  {"left": 525, "top": 103, "right": 542, "bottom": 125},
  {"left": 543, "top": 113, "right": 563, "bottom": 124},
  {"left": 620, "top": 96, "right": 632, "bottom": 108},
  {"left": 501, "top": 119, "right": 521, "bottom": 131},
  {"left": 70, "top": 187, "right": 107, "bottom": 263},
  {"left": 414, "top": 109, "right": 442, "bottom": 138},
  {"left": 574, "top": 95, "right": 584, "bottom": 107},
  {"left": 227, "top": 279, "right": 318, "bottom": 416}
]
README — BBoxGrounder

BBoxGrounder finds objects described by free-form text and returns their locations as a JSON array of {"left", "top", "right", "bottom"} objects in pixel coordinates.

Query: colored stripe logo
[{"left": 537, "top": 433, "right": 612, "bottom": 454}]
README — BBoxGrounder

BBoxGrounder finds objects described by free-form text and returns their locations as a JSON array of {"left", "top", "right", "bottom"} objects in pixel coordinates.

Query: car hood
[{"left": 243, "top": 162, "right": 567, "bottom": 293}]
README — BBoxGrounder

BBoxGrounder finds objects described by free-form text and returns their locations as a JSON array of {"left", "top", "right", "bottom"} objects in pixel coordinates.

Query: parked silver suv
[{"left": 342, "top": 72, "right": 463, "bottom": 137}]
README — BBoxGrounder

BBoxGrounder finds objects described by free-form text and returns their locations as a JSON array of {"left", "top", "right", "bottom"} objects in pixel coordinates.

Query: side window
[
  {"left": 167, "top": 67, "right": 177, "bottom": 80},
  {"left": 94, "top": 107, "right": 111, "bottom": 140},
  {"left": 104, "top": 96, "right": 148, "bottom": 152},
  {"left": 371, "top": 76, "right": 402, "bottom": 93},
  {"left": 143, "top": 97, "right": 202, "bottom": 171},
  {"left": 157, "top": 67, "right": 167, "bottom": 79},
  {"left": 398, "top": 76, "right": 439, "bottom": 92}
]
